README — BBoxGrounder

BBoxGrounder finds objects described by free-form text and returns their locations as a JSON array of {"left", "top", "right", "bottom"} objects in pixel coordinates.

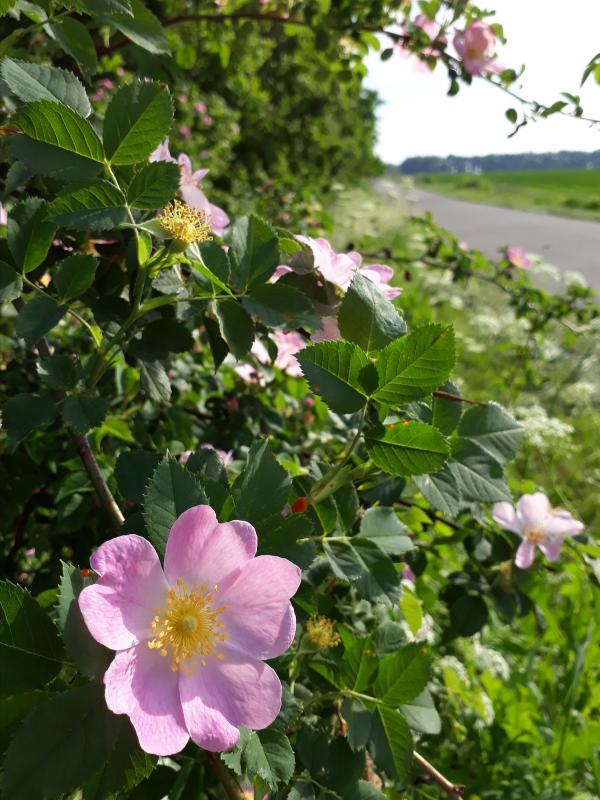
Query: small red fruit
[
  {"left": 81, "top": 568, "right": 91, "bottom": 577},
  {"left": 291, "top": 496, "right": 310, "bottom": 514}
]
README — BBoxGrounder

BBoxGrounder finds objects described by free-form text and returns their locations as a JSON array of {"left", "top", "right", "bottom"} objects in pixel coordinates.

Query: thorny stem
[
  {"left": 207, "top": 754, "right": 245, "bottom": 800},
  {"left": 413, "top": 751, "right": 466, "bottom": 799},
  {"left": 309, "top": 404, "right": 368, "bottom": 502}
]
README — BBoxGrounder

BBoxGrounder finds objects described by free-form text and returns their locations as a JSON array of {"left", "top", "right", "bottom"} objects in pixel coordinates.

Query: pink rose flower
[
  {"left": 79, "top": 506, "right": 301, "bottom": 755},
  {"left": 235, "top": 332, "right": 306, "bottom": 382},
  {"left": 506, "top": 245, "right": 531, "bottom": 270},
  {"left": 311, "top": 316, "right": 341, "bottom": 343},
  {"left": 195, "top": 101, "right": 207, "bottom": 114},
  {"left": 179, "top": 125, "right": 192, "bottom": 140},
  {"left": 0, "top": 203, "right": 7, "bottom": 226},
  {"left": 396, "top": 14, "right": 446, "bottom": 73},
  {"left": 178, "top": 94, "right": 189, "bottom": 104},
  {"left": 149, "top": 138, "right": 230, "bottom": 236},
  {"left": 100, "top": 78, "right": 114, "bottom": 89},
  {"left": 179, "top": 446, "right": 233, "bottom": 467},
  {"left": 453, "top": 21, "right": 503, "bottom": 76},
  {"left": 492, "top": 492, "right": 584, "bottom": 569},
  {"left": 201, "top": 115, "right": 213, "bottom": 127}
]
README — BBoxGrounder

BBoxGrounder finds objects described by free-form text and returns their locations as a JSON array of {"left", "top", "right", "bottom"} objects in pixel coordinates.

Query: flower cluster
[{"left": 453, "top": 22, "right": 503, "bottom": 77}]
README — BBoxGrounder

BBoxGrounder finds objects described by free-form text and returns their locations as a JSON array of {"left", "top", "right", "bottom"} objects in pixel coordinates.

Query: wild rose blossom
[
  {"left": 506, "top": 245, "right": 531, "bottom": 270},
  {"left": 453, "top": 21, "right": 502, "bottom": 76},
  {"left": 79, "top": 505, "right": 300, "bottom": 755},
  {"left": 179, "top": 445, "right": 234, "bottom": 468},
  {"left": 235, "top": 331, "right": 306, "bottom": 382},
  {"left": 492, "top": 492, "right": 584, "bottom": 569},
  {"left": 278, "top": 235, "right": 400, "bottom": 299},
  {"left": 396, "top": 14, "right": 446, "bottom": 72},
  {"left": 311, "top": 316, "right": 341, "bottom": 343},
  {"left": 150, "top": 138, "right": 230, "bottom": 236}
]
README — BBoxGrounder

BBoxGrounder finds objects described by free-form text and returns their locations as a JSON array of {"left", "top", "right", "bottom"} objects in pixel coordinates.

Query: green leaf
[
  {"left": 0, "top": 693, "right": 48, "bottom": 758},
  {"left": 342, "top": 698, "right": 373, "bottom": 751},
  {"left": 366, "top": 422, "right": 449, "bottom": 477},
  {"left": 37, "top": 354, "right": 78, "bottom": 391},
  {"left": 127, "top": 161, "right": 180, "bottom": 208},
  {"left": 0, "top": 0, "right": 17, "bottom": 15},
  {"left": 13, "top": 100, "right": 104, "bottom": 162},
  {"left": 374, "top": 643, "right": 430, "bottom": 706},
  {"left": 374, "top": 324, "right": 455, "bottom": 405},
  {"left": 255, "top": 513, "right": 316, "bottom": 569},
  {"left": 47, "top": 18, "right": 98, "bottom": 79},
  {"left": 3, "top": 393, "right": 57, "bottom": 441},
  {"left": 340, "top": 632, "right": 378, "bottom": 692},
  {"left": 2, "top": 683, "right": 122, "bottom": 800},
  {"left": 449, "top": 440, "right": 511, "bottom": 502},
  {"left": 56, "top": 561, "right": 112, "bottom": 677},
  {"left": 370, "top": 706, "right": 413, "bottom": 781},
  {"left": 431, "top": 381, "right": 462, "bottom": 435},
  {"left": 115, "top": 450, "right": 162, "bottom": 504},
  {"left": 232, "top": 440, "right": 292, "bottom": 523},
  {"left": 347, "top": 780, "right": 386, "bottom": 800},
  {"left": 0, "top": 58, "right": 90, "bottom": 117},
  {"left": 216, "top": 299, "right": 255, "bottom": 359},
  {"left": 139, "top": 360, "right": 171, "bottom": 402},
  {"left": 7, "top": 197, "right": 56, "bottom": 273},
  {"left": 221, "top": 727, "right": 295, "bottom": 791},
  {"left": 94, "top": 0, "right": 169, "bottom": 54},
  {"left": 15, "top": 294, "right": 67, "bottom": 345},
  {"left": 103, "top": 80, "right": 173, "bottom": 165},
  {"left": 242, "top": 283, "right": 318, "bottom": 330},
  {"left": 457, "top": 402, "right": 523, "bottom": 465},
  {"left": 228, "top": 214, "right": 280, "bottom": 289},
  {"left": 49, "top": 180, "right": 127, "bottom": 231},
  {"left": 143, "top": 456, "right": 208, "bottom": 556},
  {"left": 413, "top": 465, "right": 461, "bottom": 518},
  {"left": 83, "top": 722, "right": 156, "bottom": 800},
  {"left": 52, "top": 253, "right": 97, "bottom": 301},
  {"left": 359, "top": 507, "right": 413, "bottom": 556},
  {"left": 8, "top": 135, "right": 103, "bottom": 181},
  {"left": 129, "top": 319, "right": 194, "bottom": 361},
  {"left": 400, "top": 689, "right": 441, "bottom": 735},
  {"left": 62, "top": 395, "right": 109, "bottom": 434},
  {"left": 82, "top": 0, "right": 133, "bottom": 13},
  {"left": 0, "top": 580, "right": 64, "bottom": 696},
  {"left": 324, "top": 538, "right": 400, "bottom": 604},
  {"left": 0, "top": 260, "right": 23, "bottom": 302},
  {"left": 450, "top": 594, "right": 489, "bottom": 636},
  {"left": 297, "top": 341, "right": 372, "bottom": 414},
  {"left": 338, "top": 273, "right": 406, "bottom": 353},
  {"left": 204, "top": 315, "right": 228, "bottom": 369},
  {"left": 296, "top": 731, "right": 364, "bottom": 793}
]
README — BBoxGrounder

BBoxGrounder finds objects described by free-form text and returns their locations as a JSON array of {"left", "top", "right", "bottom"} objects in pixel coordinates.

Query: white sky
[{"left": 365, "top": 0, "right": 600, "bottom": 164}]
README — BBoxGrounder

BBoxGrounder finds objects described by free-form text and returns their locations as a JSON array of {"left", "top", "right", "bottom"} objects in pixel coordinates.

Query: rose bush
[{"left": 0, "top": 2, "right": 598, "bottom": 799}]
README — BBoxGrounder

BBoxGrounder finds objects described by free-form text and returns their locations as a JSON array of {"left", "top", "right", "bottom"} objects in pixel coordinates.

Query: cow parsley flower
[{"left": 79, "top": 505, "right": 301, "bottom": 755}]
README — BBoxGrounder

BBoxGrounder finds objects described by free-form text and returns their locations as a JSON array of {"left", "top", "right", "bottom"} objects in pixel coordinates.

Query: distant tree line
[{"left": 393, "top": 150, "right": 600, "bottom": 174}]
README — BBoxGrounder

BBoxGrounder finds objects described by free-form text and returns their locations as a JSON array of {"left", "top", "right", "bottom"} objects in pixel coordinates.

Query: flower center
[
  {"left": 159, "top": 200, "right": 212, "bottom": 244},
  {"left": 148, "top": 578, "right": 228, "bottom": 673},
  {"left": 524, "top": 527, "right": 545, "bottom": 544}
]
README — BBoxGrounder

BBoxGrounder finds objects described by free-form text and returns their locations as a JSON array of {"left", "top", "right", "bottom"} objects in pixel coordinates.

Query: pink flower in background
[
  {"left": 235, "top": 332, "right": 306, "bottom": 382},
  {"left": 492, "top": 492, "right": 584, "bottom": 569},
  {"left": 79, "top": 506, "right": 300, "bottom": 755},
  {"left": 311, "top": 317, "right": 341, "bottom": 343},
  {"left": 178, "top": 94, "right": 189, "bottom": 103},
  {"left": 195, "top": 101, "right": 207, "bottom": 114},
  {"left": 396, "top": 14, "right": 446, "bottom": 72},
  {"left": 506, "top": 245, "right": 531, "bottom": 270},
  {"left": 100, "top": 78, "right": 114, "bottom": 89},
  {"left": 453, "top": 21, "right": 503, "bottom": 76},
  {"left": 150, "top": 139, "right": 230, "bottom": 236},
  {"left": 347, "top": 252, "right": 402, "bottom": 300},
  {"left": 0, "top": 203, "right": 7, "bottom": 225},
  {"left": 401, "top": 564, "right": 416, "bottom": 583},
  {"left": 201, "top": 115, "right": 214, "bottom": 127},
  {"left": 179, "top": 125, "right": 192, "bottom": 140}
]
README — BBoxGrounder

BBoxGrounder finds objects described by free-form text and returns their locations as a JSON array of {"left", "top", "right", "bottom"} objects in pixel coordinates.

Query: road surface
[{"left": 376, "top": 181, "right": 600, "bottom": 293}]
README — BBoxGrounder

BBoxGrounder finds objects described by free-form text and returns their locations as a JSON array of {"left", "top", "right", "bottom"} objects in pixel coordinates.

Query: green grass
[{"left": 414, "top": 169, "right": 600, "bottom": 220}]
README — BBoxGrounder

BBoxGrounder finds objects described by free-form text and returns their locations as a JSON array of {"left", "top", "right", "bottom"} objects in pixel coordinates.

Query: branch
[
  {"left": 432, "top": 390, "right": 480, "bottom": 406},
  {"left": 207, "top": 754, "right": 245, "bottom": 800},
  {"left": 413, "top": 751, "right": 466, "bottom": 799}
]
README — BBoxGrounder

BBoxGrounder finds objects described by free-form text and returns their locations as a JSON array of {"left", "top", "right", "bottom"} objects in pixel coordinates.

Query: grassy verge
[{"left": 413, "top": 169, "right": 600, "bottom": 221}]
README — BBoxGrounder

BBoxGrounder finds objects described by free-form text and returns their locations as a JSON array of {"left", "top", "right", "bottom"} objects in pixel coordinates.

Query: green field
[{"left": 415, "top": 168, "right": 600, "bottom": 220}]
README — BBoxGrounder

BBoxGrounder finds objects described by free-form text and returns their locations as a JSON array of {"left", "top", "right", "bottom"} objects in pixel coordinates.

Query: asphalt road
[{"left": 379, "top": 182, "right": 600, "bottom": 293}]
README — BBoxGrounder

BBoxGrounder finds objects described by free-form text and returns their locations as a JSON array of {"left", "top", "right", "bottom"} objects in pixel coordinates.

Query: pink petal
[
  {"left": 149, "top": 138, "right": 175, "bottom": 164},
  {"left": 361, "top": 264, "right": 394, "bottom": 284},
  {"left": 192, "top": 168, "right": 210, "bottom": 182},
  {"left": 516, "top": 493, "right": 550, "bottom": 530},
  {"left": 79, "top": 535, "right": 168, "bottom": 650},
  {"left": 179, "top": 649, "right": 282, "bottom": 750},
  {"left": 347, "top": 251, "right": 363, "bottom": 268},
  {"left": 492, "top": 502, "right": 522, "bottom": 534},
  {"left": 180, "top": 184, "right": 209, "bottom": 211},
  {"left": 208, "top": 203, "right": 230, "bottom": 233},
  {"left": 104, "top": 645, "right": 189, "bottom": 756},
  {"left": 220, "top": 555, "right": 300, "bottom": 659},
  {"left": 544, "top": 513, "right": 584, "bottom": 538},
  {"left": 515, "top": 539, "right": 536, "bottom": 569},
  {"left": 177, "top": 153, "right": 193, "bottom": 179},
  {"left": 271, "top": 265, "right": 293, "bottom": 282},
  {"left": 311, "top": 317, "right": 341, "bottom": 343},
  {"left": 164, "top": 506, "right": 257, "bottom": 589},
  {"left": 539, "top": 542, "right": 562, "bottom": 562}
]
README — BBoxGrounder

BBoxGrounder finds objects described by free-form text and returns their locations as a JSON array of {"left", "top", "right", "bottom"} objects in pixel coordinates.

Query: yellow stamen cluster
[
  {"left": 159, "top": 200, "right": 212, "bottom": 244},
  {"left": 148, "top": 578, "right": 228, "bottom": 673},
  {"left": 305, "top": 615, "right": 341, "bottom": 649},
  {"left": 524, "top": 527, "right": 545, "bottom": 544}
]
